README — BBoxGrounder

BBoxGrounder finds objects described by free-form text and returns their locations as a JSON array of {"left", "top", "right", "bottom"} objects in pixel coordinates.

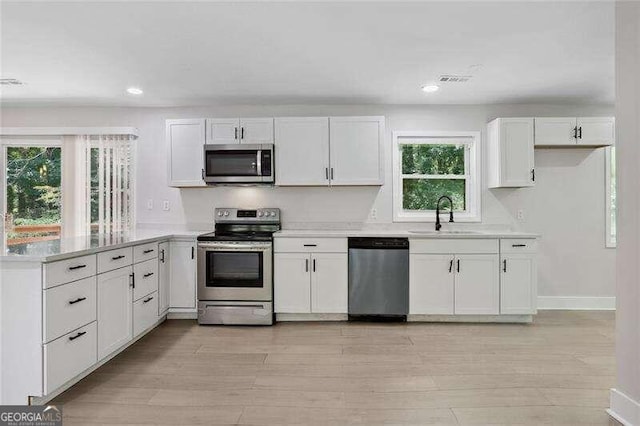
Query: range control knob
[
  {"left": 258, "top": 211, "right": 264, "bottom": 217},
  {"left": 223, "top": 211, "right": 229, "bottom": 217},
  {"left": 270, "top": 211, "right": 276, "bottom": 217},
  {"left": 217, "top": 211, "right": 223, "bottom": 217}
]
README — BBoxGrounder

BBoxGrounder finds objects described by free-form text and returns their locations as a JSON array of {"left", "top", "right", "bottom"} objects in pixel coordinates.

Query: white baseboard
[
  {"left": 609, "top": 388, "right": 640, "bottom": 426},
  {"left": 537, "top": 296, "right": 616, "bottom": 310}
]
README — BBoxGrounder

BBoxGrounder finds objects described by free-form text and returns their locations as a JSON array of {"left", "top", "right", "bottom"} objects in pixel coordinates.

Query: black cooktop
[{"left": 197, "top": 231, "right": 274, "bottom": 242}]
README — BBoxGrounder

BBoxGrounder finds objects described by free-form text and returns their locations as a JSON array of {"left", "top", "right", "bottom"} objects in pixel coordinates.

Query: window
[
  {"left": 393, "top": 131, "right": 481, "bottom": 222},
  {"left": 3, "top": 144, "right": 62, "bottom": 247},
  {"left": 1, "top": 132, "right": 136, "bottom": 250},
  {"left": 605, "top": 146, "right": 616, "bottom": 247}
]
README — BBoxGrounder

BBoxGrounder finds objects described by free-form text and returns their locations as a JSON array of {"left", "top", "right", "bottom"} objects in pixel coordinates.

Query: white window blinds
[{"left": 74, "top": 134, "right": 135, "bottom": 235}]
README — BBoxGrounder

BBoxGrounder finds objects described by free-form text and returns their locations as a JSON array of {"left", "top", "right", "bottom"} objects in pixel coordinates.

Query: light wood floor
[{"left": 54, "top": 311, "right": 619, "bottom": 425}]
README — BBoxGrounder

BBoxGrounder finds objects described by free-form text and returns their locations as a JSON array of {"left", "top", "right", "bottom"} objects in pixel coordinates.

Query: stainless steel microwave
[{"left": 202, "top": 144, "right": 274, "bottom": 184}]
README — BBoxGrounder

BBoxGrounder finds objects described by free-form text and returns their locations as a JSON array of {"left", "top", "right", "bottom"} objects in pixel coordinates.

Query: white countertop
[
  {"left": 275, "top": 229, "right": 539, "bottom": 239},
  {"left": 1, "top": 228, "right": 206, "bottom": 263}
]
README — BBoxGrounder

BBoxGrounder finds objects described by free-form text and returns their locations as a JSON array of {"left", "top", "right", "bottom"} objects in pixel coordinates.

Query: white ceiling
[{"left": 0, "top": 1, "right": 615, "bottom": 106}]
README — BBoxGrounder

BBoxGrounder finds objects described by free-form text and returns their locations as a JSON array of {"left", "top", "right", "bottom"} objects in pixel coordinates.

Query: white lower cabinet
[
  {"left": 134, "top": 291, "right": 159, "bottom": 337},
  {"left": 274, "top": 253, "right": 312, "bottom": 313},
  {"left": 44, "top": 276, "right": 97, "bottom": 343},
  {"left": 311, "top": 253, "right": 348, "bottom": 313},
  {"left": 410, "top": 253, "right": 499, "bottom": 315},
  {"left": 454, "top": 254, "right": 500, "bottom": 315},
  {"left": 158, "top": 242, "right": 170, "bottom": 316},
  {"left": 169, "top": 240, "right": 197, "bottom": 309},
  {"left": 44, "top": 321, "right": 97, "bottom": 394},
  {"left": 97, "top": 266, "right": 133, "bottom": 361},
  {"left": 133, "top": 258, "right": 158, "bottom": 301},
  {"left": 409, "top": 254, "right": 455, "bottom": 315},
  {"left": 274, "top": 250, "right": 348, "bottom": 314},
  {"left": 500, "top": 254, "right": 537, "bottom": 314}
]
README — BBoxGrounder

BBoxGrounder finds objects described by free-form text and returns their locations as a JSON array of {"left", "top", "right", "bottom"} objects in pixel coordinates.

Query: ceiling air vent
[
  {"left": 0, "top": 78, "right": 25, "bottom": 86},
  {"left": 438, "top": 75, "right": 472, "bottom": 83}
]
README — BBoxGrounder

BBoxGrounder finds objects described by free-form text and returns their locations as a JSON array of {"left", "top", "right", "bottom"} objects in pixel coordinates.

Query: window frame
[
  {"left": 392, "top": 130, "right": 481, "bottom": 222},
  {"left": 605, "top": 145, "right": 616, "bottom": 248},
  {"left": 0, "top": 137, "right": 64, "bottom": 236}
]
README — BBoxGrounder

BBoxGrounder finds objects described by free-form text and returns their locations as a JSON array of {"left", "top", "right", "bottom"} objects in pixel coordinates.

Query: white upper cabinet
[
  {"left": 206, "top": 118, "right": 240, "bottom": 144},
  {"left": 274, "top": 117, "right": 330, "bottom": 186},
  {"left": 166, "top": 119, "right": 206, "bottom": 187},
  {"left": 577, "top": 117, "right": 615, "bottom": 147},
  {"left": 534, "top": 117, "right": 577, "bottom": 146},
  {"left": 329, "top": 116, "right": 384, "bottom": 186},
  {"left": 240, "top": 118, "right": 274, "bottom": 144},
  {"left": 206, "top": 118, "right": 274, "bottom": 144},
  {"left": 487, "top": 118, "right": 535, "bottom": 188},
  {"left": 534, "top": 116, "right": 614, "bottom": 147}
]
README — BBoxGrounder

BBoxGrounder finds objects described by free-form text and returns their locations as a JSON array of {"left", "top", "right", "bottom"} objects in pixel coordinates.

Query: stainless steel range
[{"left": 197, "top": 208, "right": 280, "bottom": 325}]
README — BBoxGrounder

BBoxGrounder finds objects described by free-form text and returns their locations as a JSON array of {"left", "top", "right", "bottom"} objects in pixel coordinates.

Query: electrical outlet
[
  {"left": 370, "top": 208, "right": 377, "bottom": 220},
  {"left": 146, "top": 199, "right": 153, "bottom": 210},
  {"left": 162, "top": 201, "right": 170, "bottom": 211},
  {"left": 517, "top": 209, "right": 525, "bottom": 221}
]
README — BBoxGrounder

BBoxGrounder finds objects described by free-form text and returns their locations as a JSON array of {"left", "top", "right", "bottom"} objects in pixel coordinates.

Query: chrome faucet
[{"left": 435, "top": 195, "right": 454, "bottom": 231}]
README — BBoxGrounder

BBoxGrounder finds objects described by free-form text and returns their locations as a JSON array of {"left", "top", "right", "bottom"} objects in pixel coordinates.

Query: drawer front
[
  {"left": 98, "top": 247, "right": 133, "bottom": 274},
  {"left": 134, "top": 242, "right": 159, "bottom": 264},
  {"left": 134, "top": 291, "right": 158, "bottom": 337},
  {"left": 45, "top": 321, "right": 97, "bottom": 394},
  {"left": 274, "top": 237, "right": 347, "bottom": 253},
  {"left": 133, "top": 259, "right": 159, "bottom": 301},
  {"left": 44, "top": 254, "right": 97, "bottom": 289},
  {"left": 410, "top": 239, "right": 498, "bottom": 254},
  {"left": 500, "top": 239, "right": 537, "bottom": 254},
  {"left": 44, "top": 276, "right": 97, "bottom": 343}
]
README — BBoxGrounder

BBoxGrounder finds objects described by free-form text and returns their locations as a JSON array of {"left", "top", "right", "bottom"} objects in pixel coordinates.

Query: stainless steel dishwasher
[{"left": 348, "top": 237, "right": 409, "bottom": 321}]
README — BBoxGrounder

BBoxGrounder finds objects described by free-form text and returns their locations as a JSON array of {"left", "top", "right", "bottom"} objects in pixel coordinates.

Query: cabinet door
[
  {"left": 534, "top": 117, "right": 577, "bottom": 146},
  {"left": 206, "top": 118, "right": 240, "bottom": 144},
  {"left": 409, "top": 254, "right": 454, "bottom": 315},
  {"left": 329, "top": 116, "right": 384, "bottom": 185},
  {"left": 274, "top": 253, "right": 311, "bottom": 313},
  {"left": 166, "top": 119, "right": 206, "bottom": 187},
  {"left": 240, "top": 118, "right": 274, "bottom": 144},
  {"left": 577, "top": 117, "right": 615, "bottom": 146},
  {"left": 500, "top": 254, "right": 537, "bottom": 314},
  {"left": 169, "top": 241, "right": 197, "bottom": 309},
  {"left": 311, "top": 253, "right": 348, "bottom": 313},
  {"left": 274, "top": 117, "right": 330, "bottom": 186},
  {"left": 500, "top": 118, "right": 535, "bottom": 187},
  {"left": 158, "top": 242, "right": 170, "bottom": 316},
  {"left": 97, "top": 266, "right": 133, "bottom": 361},
  {"left": 454, "top": 254, "right": 499, "bottom": 315}
]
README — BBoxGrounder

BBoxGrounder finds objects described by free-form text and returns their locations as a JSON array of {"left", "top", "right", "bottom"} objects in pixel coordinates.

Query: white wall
[
  {"left": 0, "top": 103, "right": 615, "bottom": 300},
  {"left": 610, "top": 2, "right": 640, "bottom": 424}
]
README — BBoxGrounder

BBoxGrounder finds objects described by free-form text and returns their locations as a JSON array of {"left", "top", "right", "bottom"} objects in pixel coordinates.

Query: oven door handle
[{"left": 198, "top": 242, "right": 271, "bottom": 251}]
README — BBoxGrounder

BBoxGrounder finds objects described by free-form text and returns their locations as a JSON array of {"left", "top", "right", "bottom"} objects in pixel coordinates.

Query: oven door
[
  {"left": 203, "top": 144, "right": 273, "bottom": 183},
  {"left": 197, "top": 242, "right": 272, "bottom": 301}
]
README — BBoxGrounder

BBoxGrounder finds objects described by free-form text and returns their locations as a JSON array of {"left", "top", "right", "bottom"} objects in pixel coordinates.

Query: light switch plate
[{"left": 162, "top": 201, "right": 170, "bottom": 211}]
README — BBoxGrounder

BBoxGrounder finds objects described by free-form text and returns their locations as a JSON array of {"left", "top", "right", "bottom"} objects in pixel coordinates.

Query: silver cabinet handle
[
  {"left": 325, "top": 168, "right": 329, "bottom": 180},
  {"left": 313, "top": 258, "right": 316, "bottom": 272},
  {"left": 305, "top": 259, "right": 309, "bottom": 272},
  {"left": 456, "top": 259, "right": 460, "bottom": 273},
  {"left": 448, "top": 259, "right": 453, "bottom": 273},
  {"left": 330, "top": 168, "right": 334, "bottom": 180},
  {"left": 503, "top": 259, "right": 507, "bottom": 273}
]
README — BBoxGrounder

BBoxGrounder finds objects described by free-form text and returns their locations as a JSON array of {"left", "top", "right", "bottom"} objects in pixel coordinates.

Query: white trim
[
  {"left": 605, "top": 146, "right": 617, "bottom": 248},
  {"left": 609, "top": 388, "right": 640, "bottom": 426},
  {"left": 392, "top": 130, "right": 482, "bottom": 222},
  {"left": 0, "top": 127, "right": 139, "bottom": 138},
  {"left": 537, "top": 296, "right": 616, "bottom": 310}
]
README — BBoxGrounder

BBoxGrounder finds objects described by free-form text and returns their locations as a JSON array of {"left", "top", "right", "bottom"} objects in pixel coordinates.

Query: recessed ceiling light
[
  {"left": 126, "top": 87, "right": 143, "bottom": 95},
  {"left": 421, "top": 85, "right": 439, "bottom": 93}
]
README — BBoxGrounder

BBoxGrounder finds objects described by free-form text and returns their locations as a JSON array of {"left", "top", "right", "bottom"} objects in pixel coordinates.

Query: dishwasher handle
[{"left": 348, "top": 238, "right": 409, "bottom": 250}]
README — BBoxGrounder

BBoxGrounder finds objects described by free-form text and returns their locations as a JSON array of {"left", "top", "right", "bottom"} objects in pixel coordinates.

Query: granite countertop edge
[{"left": 274, "top": 229, "right": 540, "bottom": 239}]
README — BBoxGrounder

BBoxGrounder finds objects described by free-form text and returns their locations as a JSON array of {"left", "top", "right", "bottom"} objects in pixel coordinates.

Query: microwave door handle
[{"left": 256, "top": 150, "right": 262, "bottom": 176}]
